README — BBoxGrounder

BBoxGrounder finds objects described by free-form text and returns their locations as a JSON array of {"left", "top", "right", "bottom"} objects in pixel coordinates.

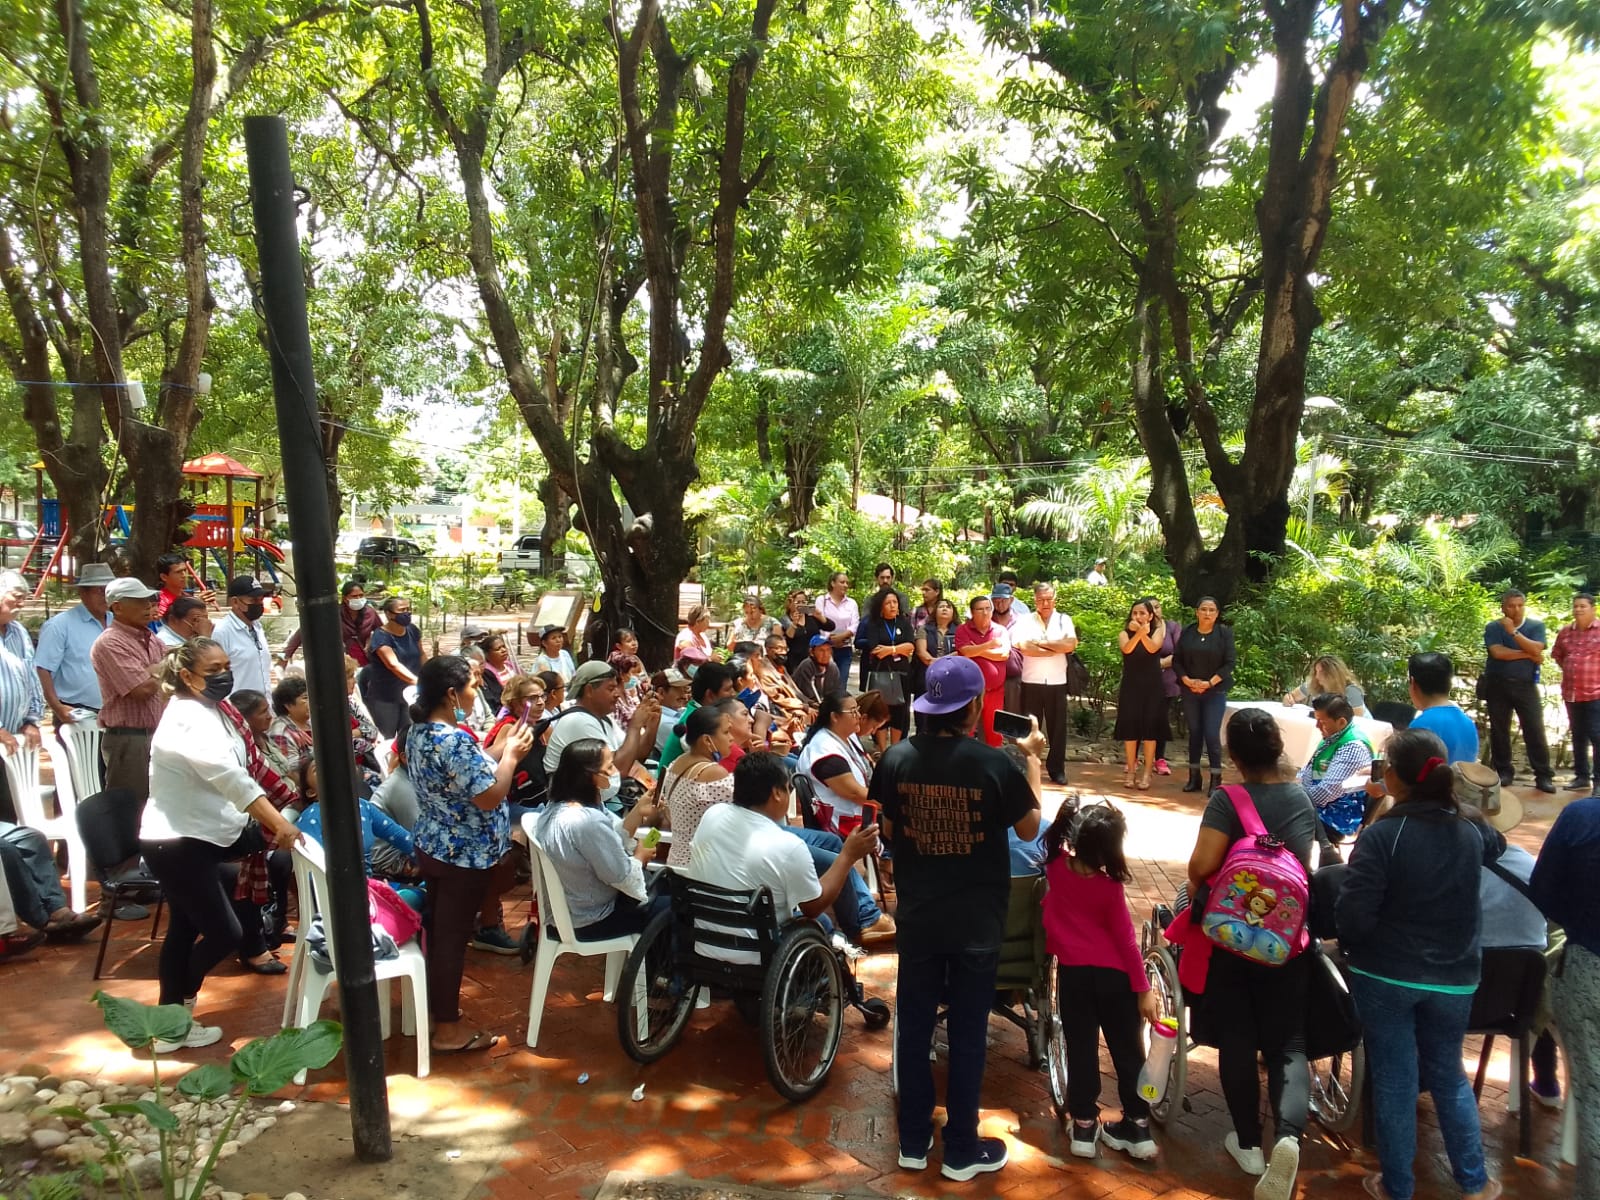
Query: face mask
[
  {"left": 393, "top": 612, "right": 413, "bottom": 627},
  {"left": 454, "top": 707, "right": 467, "bottom": 723},
  {"left": 244, "top": 601, "right": 265, "bottom": 622},
  {"left": 603, "top": 770, "right": 622, "bottom": 792},
  {"left": 625, "top": 675, "right": 640, "bottom": 691},
  {"left": 347, "top": 597, "right": 366, "bottom": 612},
  {"left": 200, "top": 669, "right": 233, "bottom": 703}
]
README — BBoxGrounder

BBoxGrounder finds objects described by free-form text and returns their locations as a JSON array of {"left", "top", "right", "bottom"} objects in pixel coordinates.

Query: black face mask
[
  {"left": 200, "top": 669, "right": 234, "bottom": 703},
  {"left": 244, "top": 601, "right": 265, "bottom": 622}
]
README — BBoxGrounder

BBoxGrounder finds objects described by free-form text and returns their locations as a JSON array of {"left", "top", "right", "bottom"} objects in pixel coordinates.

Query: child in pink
[{"left": 1042, "top": 799, "right": 1162, "bottom": 1161}]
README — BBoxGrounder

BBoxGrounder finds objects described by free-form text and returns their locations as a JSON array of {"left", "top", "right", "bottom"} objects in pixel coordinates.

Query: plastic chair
[
  {"left": 280, "top": 838, "right": 429, "bottom": 1080},
  {"left": 520, "top": 811, "right": 638, "bottom": 1048},
  {"left": 72, "top": 787, "right": 163, "bottom": 978},
  {"left": 1, "top": 742, "right": 89, "bottom": 913},
  {"left": 54, "top": 718, "right": 105, "bottom": 818},
  {"left": 1467, "top": 945, "right": 1547, "bottom": 1157}
]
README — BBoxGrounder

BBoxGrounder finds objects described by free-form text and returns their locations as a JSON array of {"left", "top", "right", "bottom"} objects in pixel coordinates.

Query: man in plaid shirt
[{"left": 1553, "top": 592, "right": 1600, "bottom": 797}]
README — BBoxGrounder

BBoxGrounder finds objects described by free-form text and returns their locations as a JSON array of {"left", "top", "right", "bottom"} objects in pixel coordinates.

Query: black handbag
[
  {"left": 1065, "top": 652, "right": 1090, "bottom": 695},
  {"left": 1304, "top": 944, "right": 1363, "bottom": 1059},
  {"left": 867, "top": 670, "right": 906, "bottom": 705}
]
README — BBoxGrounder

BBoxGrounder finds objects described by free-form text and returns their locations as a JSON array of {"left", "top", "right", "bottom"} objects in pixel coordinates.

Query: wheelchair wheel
[
  {"left": 1142, "top": 945, "right": 1186, "bottom": 1123},
  {"left": 1044, "top": 956, "right": 1068, "bottom": 1122},
  {"left": 859, "top": 997, "right": 891, "bottom": 1030},
  {"left": 760, "top": 923, "right": 845, "bottom": 1102},
  {"left": 616, "top": 910, "right": 698, "bottom": 1064},
  {"left": 1310, "top": 1043, "right": 1365, "bottom": 1134}
]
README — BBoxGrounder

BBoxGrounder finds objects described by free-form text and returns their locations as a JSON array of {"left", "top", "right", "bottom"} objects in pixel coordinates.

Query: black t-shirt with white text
[{"left": 869, "top": 734, "right": 1037, "bottom": 954}]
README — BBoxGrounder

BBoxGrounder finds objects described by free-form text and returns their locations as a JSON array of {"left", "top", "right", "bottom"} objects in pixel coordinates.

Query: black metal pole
[{"left": 244, "top": 115, "right": 393, "bottom": 1163}]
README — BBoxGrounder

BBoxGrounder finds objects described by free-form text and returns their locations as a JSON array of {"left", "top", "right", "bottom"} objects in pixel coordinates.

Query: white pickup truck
[{"left": 497, "top": 534, "right": 545, "bottom": 575}]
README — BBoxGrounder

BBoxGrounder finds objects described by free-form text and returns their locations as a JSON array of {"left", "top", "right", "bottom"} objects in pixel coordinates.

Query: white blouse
[{"left": 141, "top": 695, "right": 264, "bottom": 846}]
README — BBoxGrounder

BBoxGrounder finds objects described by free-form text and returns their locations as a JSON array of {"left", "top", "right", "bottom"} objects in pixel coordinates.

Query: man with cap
[
  {"left": 791, "top": 634, "right": 842, "bottom": 708},
  {"left": 0, "top": 571, "right": 44, "bottom": 822},
  {"left": 1086, "top": 558, "right": 1110, "bottom": 586},
  {"left": 212, "top": 576, "right": 273, "bottom": 695},
  {"left": 869, "top": 655, "right": 1045, "bottom": 1181},
  {"left": 654, "top": 667, "right": 692, "bottom": 756},
  {"left": 989, "top": 583, "right": 1025, "bottom": 713},
  {"left": 531, "top": 624, "right": 575, "bottom": 684},
  {"left": 90, "top": 575, "right": 167, "bottom": 812},
  {"left": 542, "top": 660, "right": 662, "bottom": 806},
  {"left": 457, "top": 622, "right": 489, "bottom": 653},
  {"left": 35, "top": 562, "right": 114, "bottom": 728}
]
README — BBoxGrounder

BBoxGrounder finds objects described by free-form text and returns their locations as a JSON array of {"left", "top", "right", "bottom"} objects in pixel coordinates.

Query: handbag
[
  {"left": 867, "top": 670, "right": 906, "bottom": 705},
  {"left": 1304, "top": 944, "right": 1362, "bottom": 1059},
  {"left": 1065, "top": 652, "right": 1090, "bottom": 695}
]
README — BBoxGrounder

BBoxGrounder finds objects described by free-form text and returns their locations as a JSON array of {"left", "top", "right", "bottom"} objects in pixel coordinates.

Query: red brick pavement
[{"left": 0, "top": 762, "right": 1577, "bottom": 1199}]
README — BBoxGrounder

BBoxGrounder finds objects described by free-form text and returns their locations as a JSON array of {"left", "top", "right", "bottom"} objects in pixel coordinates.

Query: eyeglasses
[{"left": 839, "top": 707, "right": 861, "bottom": 716}]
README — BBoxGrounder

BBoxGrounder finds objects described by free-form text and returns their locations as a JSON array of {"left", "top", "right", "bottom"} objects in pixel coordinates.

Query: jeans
[
  {"left": 140, "top": 826, "right": 266, "bottom": 1005},
  {"left": 895, "top": 946, "right": 1000, "bottom": 1161},
  {"left": 1483, "top": 676, "right": 1551, "bottom": 781},
  {"left": 1180, "top": 688, "right": 1228, "bottom": 770},
  {"left": 833, "top": 649, "right": 853, "bottom": 689},
  {"left": 1570, "top": 699, "right": 1600, "bottom": 785},
  {"left": 1349, "top": 973, "right": 1488, "bottom": 1199},
  {"left": 1059, "top": 964, "right": 1148, "bottom": 1122},
  {"left": 576, "top": 891, "right": 669, "bottom": 941},
  {"left": 0, "top": 821, "right": 68, "bottom": 928},
  {"left": 1203, "top": 949, "right": 1310, "bottom": 1148},
  {"left": 786, "top": 827, "right": 880, "bottom": 938}
]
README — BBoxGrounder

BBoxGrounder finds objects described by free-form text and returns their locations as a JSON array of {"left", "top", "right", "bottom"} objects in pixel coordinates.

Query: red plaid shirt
[
  {"left": 219, "top": 700, "right": 296, "bottom": 904},
  {"left": 1553, "top": 620, "right": 1600, "bottom": 703}
]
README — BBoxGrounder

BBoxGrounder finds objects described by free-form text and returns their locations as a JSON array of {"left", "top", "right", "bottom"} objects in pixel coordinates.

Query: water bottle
[{"left": 1138, "top": 1017, "right": 1180, "bottom": 1102}]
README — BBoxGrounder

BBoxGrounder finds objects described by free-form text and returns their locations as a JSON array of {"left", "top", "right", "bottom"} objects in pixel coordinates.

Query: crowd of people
[{"left": 1, "top": 560, "right": 1597, "bottom": 1196}]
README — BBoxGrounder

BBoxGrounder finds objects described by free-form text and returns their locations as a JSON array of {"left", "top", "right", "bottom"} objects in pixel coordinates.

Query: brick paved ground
[{"left": 0, "top": 762, "right": 1578, "bottom": 1200}]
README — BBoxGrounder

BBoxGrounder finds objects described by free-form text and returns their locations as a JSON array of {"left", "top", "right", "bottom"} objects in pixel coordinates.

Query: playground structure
[{"left": 22, "top": 452, "right": 287, "bottom": 597}]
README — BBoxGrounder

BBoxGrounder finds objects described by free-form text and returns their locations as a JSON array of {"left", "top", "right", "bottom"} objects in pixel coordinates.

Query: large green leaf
[
  {"left": 229, "top": 1022, "right": 343, "bottom": 1095},
  {"left": 103, "top": 1100, "right": 180, "bottom": 1133},
  {"left": 92, "top": 991, "right": 191, "bottom": 1050},
  {"left": 176, "top": 1064, "right": 235, "bottom": 1102}
]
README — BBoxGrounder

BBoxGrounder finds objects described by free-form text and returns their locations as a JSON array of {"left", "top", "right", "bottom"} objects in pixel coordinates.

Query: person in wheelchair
[
  {"left": 1296, "top": 693, "right": 1375, "bottom": 842},
  {"left": 685, "top": 752, "right": 879, "bottom": 962}
]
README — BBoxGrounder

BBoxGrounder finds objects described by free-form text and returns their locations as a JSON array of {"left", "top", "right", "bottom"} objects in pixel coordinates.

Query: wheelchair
[
  {"left": 1138, "top": 903, "right": 1365, "bottom": 1134},
  {"left": 891, "top": 875, "right": 1069, "bottom": 1119},
  {"left": 615, "top": 868, "right": 890, "bottom": 1102}
]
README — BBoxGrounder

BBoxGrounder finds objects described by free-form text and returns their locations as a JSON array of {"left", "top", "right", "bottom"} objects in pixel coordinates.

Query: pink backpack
[{"left": 1199, "top": 786, "right": 1309, "bottom": 966}]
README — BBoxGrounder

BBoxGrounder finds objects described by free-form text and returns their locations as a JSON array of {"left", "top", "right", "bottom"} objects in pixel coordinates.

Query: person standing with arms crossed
[
  {"left": 873, "top": 656, "right": 1043, "bottom": 1181},
  {"left": 1012, "top": 583, "right": 1077, "bottom": 785},
  {"left": 1481, "top": 589, "right": 1555, "bottom": 793}
]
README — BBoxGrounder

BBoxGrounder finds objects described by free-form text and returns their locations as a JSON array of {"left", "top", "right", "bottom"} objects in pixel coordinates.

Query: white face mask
[{"left": 347, "top": 597, "right": 366, "bottom": 612}]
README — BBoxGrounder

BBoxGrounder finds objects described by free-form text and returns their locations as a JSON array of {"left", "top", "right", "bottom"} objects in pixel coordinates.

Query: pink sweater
[{"left": 1043, "top": 855, "right": 1149, "bottom": 993}]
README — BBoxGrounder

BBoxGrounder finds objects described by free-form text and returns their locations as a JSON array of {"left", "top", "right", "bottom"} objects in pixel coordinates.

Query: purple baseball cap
[{"left": 912, "top": 656, "right": 985, "bottom": 715}]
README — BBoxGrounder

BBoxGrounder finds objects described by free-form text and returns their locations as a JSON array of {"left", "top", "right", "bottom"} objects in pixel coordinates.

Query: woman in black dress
[{"left": 1115, "top": 599, "right": 1169, "bottom": 789}]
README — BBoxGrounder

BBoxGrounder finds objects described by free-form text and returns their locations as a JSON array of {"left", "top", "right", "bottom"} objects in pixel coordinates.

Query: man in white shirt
[
  {"left": 211, "top": 577, "right": 273, "bottom": 695},
  {"left": 34, "top": 562, "right": 114, "bottom": 727},
  {"left": 155, "top": 596, "right": 212, "bottom": 649},
  {"left": 1012, "top": 583, "right": 1078, "bottom": 785},
  {"left": 1085, "top": 558, "right": 1109, "bottom": 586},
  {"left": 686, "top": 751, "right": 878, "bottom": 962},
  {"left": 542, "top": 659, "right": 661, "bottom": 804}
]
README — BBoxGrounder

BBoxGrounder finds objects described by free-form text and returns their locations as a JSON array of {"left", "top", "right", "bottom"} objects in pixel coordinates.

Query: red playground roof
[{"left": 182, "top": 453, "right": 262, "bottom": 480}]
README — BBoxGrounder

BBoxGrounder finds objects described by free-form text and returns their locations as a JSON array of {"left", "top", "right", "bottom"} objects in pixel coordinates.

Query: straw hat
[{"left": 1454, "top": 761, "right": 1523, "bottom": 832}]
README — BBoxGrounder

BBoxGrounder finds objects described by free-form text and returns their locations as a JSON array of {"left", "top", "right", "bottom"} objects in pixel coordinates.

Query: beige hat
[{"left": 1454, "top": 762, "right": 1523, "bottom": 832}]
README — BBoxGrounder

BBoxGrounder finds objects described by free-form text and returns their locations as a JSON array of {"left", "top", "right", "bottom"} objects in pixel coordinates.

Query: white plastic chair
[
  {"left": 521, "top": 811, "right": 638, "bottom": 1048},
  {"left": 54, "top": 718, "right": 104, "bottom": 815},
  {"left": 280, "top": 838, "right": 429, "bottom": 1081},
  {"left": 1, "top": 742, "right": 89, "bottom": 913}
]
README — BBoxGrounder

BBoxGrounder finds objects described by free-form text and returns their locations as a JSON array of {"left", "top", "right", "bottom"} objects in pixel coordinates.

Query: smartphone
[
  {"left": 1370, "top": 755, "right": 1385, "bottom": 778},
  {"left": 993, "top": 709, "right": 1033, "bottom": 740},
  {"left": 859, "top": 801, "right": 880, "bottom": 829}
]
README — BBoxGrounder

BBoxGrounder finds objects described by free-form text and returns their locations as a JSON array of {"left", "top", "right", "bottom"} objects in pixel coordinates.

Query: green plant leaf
[
  {"left": 92, "top": 990, "right": 191, "bottom": 1050},
  {"left": 229, "top": 1021, "right": 343, "bottom": 1095},
  {"left": 176, "top": 1065, "right": 234, "bottom": 1102},
  {"left": 103, "top": 1100, "right": 180, "bottom": 1133}
]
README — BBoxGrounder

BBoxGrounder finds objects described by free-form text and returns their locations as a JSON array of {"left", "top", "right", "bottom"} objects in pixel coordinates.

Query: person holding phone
[{"left": 1114, "top": 600, "right": 1168, "bottom": 790}]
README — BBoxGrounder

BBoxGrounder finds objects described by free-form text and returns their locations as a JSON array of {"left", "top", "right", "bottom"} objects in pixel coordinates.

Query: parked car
[
  {"left": 354, "top": 536, "right": 425, "bottom": 571},
  {"left": 0, "top": 519, "right": 40, "bottom": 571},
  {"left": 498, "top": 534, "right": 544, "bottom": 575}
]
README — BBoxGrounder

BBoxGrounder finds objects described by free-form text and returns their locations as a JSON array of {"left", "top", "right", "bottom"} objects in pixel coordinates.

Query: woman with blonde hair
[
  {"left": 1284, "top": 655, "right": 1366, "bottom": 715},
  {"left": 674, "top": 605, "right": 717, "bottom": 665}
]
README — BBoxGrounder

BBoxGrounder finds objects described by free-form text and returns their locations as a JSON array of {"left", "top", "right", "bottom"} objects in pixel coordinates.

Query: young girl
[{"left": 1042, "top": 799, "right": 1162, "bottom": 1161}]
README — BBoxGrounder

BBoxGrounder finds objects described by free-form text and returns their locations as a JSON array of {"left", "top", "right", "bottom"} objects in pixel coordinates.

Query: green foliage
[{"left": 83, "top": 993, "right": 342, "bottom": 1200}]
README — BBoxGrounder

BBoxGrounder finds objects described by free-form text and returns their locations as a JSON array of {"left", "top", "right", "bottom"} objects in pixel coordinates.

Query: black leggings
[
  {"left": 1058, "top": 964, "right": 1149, "bottom": 1123},
  {"left": 1203, "top": 949, "right": 1311, "bottom": 1148},
  {"left": 140, "top": 826, "right": 266, "bottom": 1006}
]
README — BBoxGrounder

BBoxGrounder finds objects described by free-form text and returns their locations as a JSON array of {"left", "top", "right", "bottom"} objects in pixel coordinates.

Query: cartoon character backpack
[{"left": 1199, "top": 785, "right": 1310, "bottom": 966}]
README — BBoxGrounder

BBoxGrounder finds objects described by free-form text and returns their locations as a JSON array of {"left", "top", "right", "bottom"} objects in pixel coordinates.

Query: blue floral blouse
[{"left": 405, "top": 721, "right": 504, "bottom": 869}]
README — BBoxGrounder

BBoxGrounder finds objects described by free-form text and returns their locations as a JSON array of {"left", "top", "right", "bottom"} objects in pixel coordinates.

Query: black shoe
[
  {"left": 240, "top": 955, "right": 287, "bottom": 975},
  {"left": 1208, "top": 771, "right": 1223, "bottom": 792},
  {"left": 1100, "top": 1117, "right": 1157, "bottom": 1161},
  {"left": 1498, "top": 772, "right": 1516, "bottom": 788},
  {"left": 1049, "top": 772, "right": 1068, "bottom": 786},
  {"left": 1182, "top": 768, "right": 1203, "bottom": 793},
  {"left": 1535, "top": 778, "right": 1557, "bottom": 794},
  {"left": 941, "top": 1137, "right": 1008, "bottom": 1181},
  {"left": 112, "top": 902, "right": 150, "bottom": 921},
  {"left": 1566, "top": 777, "right": 1592, "bottom": 792}
]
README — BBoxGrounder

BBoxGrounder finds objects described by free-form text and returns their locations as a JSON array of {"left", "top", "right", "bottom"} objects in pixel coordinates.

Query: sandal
[
  {"left": 1137, "top": 769, "right": 1151, "bottom": 790},
  {"left": 431, "top": 1030, "right": 498, "bottom": 1055},
  {"left": 241, "top": 955, "right": 287, "bottom": 975},
  {"left": 1123, "top": 769, "right": 1137, "bottom": 787}
]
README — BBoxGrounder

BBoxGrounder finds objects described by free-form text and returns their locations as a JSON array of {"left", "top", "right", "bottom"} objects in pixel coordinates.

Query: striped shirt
[
  {"left": 91, "top": 620, "right": 166, "bottom": 731},
  {"left": 0, "top": 618, "right": 44, "bottom": 733}
]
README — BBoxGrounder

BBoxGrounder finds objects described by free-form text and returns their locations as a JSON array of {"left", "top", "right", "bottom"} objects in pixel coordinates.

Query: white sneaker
[
  {"left": 153, "top": 1024, "right": 223, "bottom": 1054},
  {"left": 1225, "top": 1131, "right": 1266, "bottom": 1176},
  {"left": 1069, "top": 1120, "right": 1099, "bottom": 1158},
  {"left": 1254, "top": 1136, "right": 1300, "bottom": 1200}
]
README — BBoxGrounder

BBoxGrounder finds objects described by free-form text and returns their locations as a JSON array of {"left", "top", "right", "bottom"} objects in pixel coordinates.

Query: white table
[{"left": 1222, "top": 700, "right": 1393, "bottom": 769}]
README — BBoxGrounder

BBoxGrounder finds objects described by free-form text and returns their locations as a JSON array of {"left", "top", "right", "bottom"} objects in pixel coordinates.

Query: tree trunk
[
  {"left": 781, "top": 434, "right": 821, "bottom": 532},
  {"left": 537, "top": 475, "right": 570, "bottom": 575},
  {"left": 320, "top": 413, "right": 346, "bottom": 530}
]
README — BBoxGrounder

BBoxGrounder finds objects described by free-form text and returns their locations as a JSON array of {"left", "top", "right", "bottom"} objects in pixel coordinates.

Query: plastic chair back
[
  {"left": 291, "top": 838, "right": 335, "bottom": 964},
  {"left": 56, "top": 718, "right": 105, "bottom": 811},
  {"left": 1, "top": 743, "right": 47, "bottom": 828},
  {"left": 527, "top": 828, "right": 580, "bottom": 944},
  {"left": 791, "top": 774, "right": 825, "bottom": 831}
]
